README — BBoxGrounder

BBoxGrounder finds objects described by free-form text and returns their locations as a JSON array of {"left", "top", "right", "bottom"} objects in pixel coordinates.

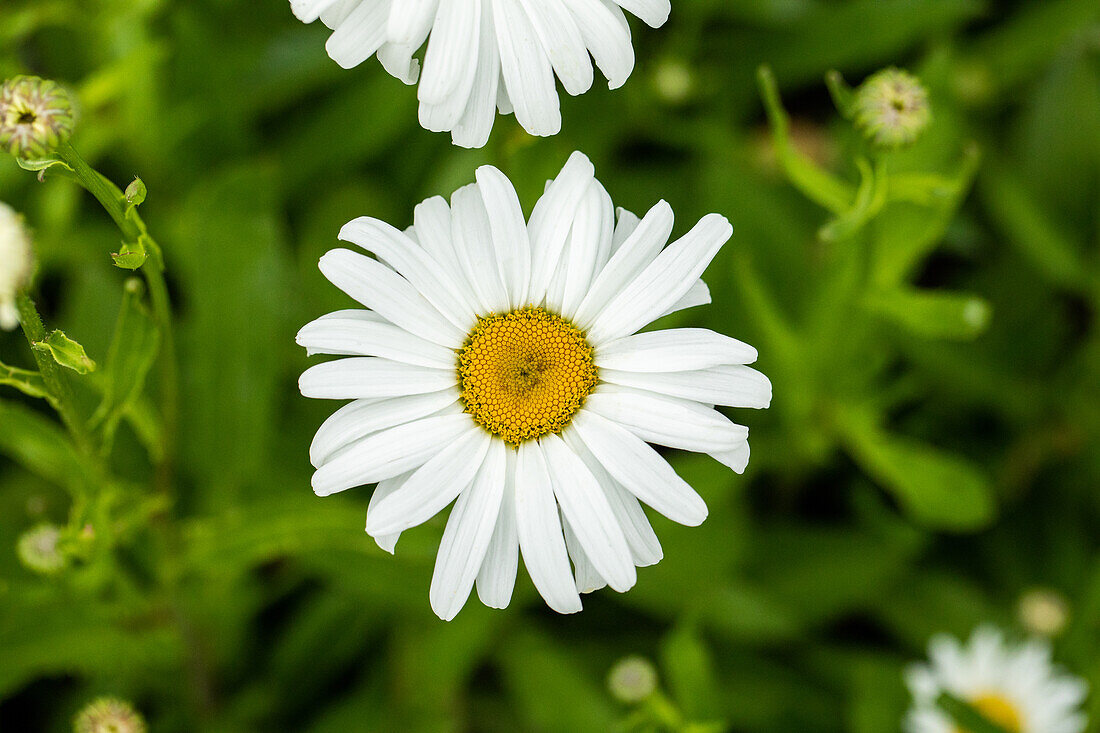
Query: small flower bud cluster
[
  {"left": 0, "top": 76, "right": 76, "bottom": 159},
  {"left": 853, "top": 67, "right": 931, "bottom": 149},
  {"left": 74, "top": 697, "right": 147, "bottom": 733},
  {"left": 0, "top": 202, "right": 34, "bottom": 330},
  {"left": 607, "top": 655, "right": 659, "bottom": 704},
  {"left": 16, "top": 523, "right": 66, "bottom": 575}
]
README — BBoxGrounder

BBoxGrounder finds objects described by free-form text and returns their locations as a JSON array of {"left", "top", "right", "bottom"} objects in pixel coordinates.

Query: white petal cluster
[
  {"left": 298, "top": 152, "right": 770, "bottom": 620},
  {"left": 905, "top": 626, "right": 1088, "bottom": 733},
  {"left": 0, "top": 202, "right": 33, "bottom": 331},
  {"left": 289, "top": 0, "right": 670, "bottom": 147}
]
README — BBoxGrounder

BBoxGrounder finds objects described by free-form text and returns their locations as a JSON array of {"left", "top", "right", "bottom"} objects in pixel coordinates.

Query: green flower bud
[
  {"left": 74, "top": 698, "right": 147, "bottom": 733},
  {"left": 16, "top": 523, "right": 66, "bottom": 575},
  {"left": 0, "top": 76, "right": 76, "bottom": 159},
  {"left": 0, "top": 202, "right": 34, "bottom": 331},
  {"left": 853, "top": 67, "right": 931, "bottom": 149},
  {"left": 607, "top": 655, "right": 658, "bottom": 704}
]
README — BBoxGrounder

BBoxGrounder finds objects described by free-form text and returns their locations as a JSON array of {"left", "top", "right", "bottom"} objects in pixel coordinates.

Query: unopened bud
[
  {"left": 853, "top": 68, "right": 931, "bottom": 149},
  {"left": 16, "top": 523, "right": 66, "bottom": 575},
  {"left": 1018, "top": 588, "right": 1070, "bottom": 637},
  {"left": 74, "top": 698, "right": 147, "bottom": 733},
  {"left": 0, "top": 76, "right": 76, "bottom": 159},
  {"left": 607, "top": 655, "right": 658, "bottom": 704}
]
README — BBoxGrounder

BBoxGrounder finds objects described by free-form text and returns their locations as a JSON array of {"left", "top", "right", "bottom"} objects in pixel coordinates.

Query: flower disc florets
[
  {"left": 74, "top": 698, "right": 147, "bottom": 733},
  {"left": 0, "top": 76, "right": 76, "bottom": 159},
  {"left": 853, "top": 67, "right": 931, "bottom": 149},
  {"left": 458, "top": 307, "right": 598, "bottom": 445}
]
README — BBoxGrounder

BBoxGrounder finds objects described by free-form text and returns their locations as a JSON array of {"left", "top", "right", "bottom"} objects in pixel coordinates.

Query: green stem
[
  {"left": 16, "top": 292, "right": 94, "bottom": 455},
  {"left": 54, "top": 142, "right": 179, "bottom": 474}
]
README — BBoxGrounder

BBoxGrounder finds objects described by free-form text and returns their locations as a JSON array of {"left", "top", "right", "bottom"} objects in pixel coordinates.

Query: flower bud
[
  {"left": 1018, "top": 588, "right": 1070, "bottom": 637},
  {"left": 853, "top": 67, "right": 931, "bottom": 149},
  {"left": 0, "top": 76, "right": 76, "bottom": 159},
  {"left": 16, "top": 523, "right": 67, "bottom": 575},
  {"left": 74, "top": 698, "right": 147, "bottom": 733},
  {"left": 0, "top": 202, "right": 34, "bottom": 330},
  {"left": 607, "top": 655, "right": 658, "bottom": 704}
]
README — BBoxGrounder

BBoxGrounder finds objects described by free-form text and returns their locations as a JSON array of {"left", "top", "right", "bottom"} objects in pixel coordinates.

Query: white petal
[
  {"left": 377, "top": 40, "right": 422, "bottom": 84},
  {"left": 417, "top": 0, "right": 479, "bottom": 105},
  {"left": 528, "top": 152, "right": 597, "bottom": 303},
  {"left": 365, "top": 427, "right": 491, "bottom": 535},
  {"left": 367, "top": 470, "right": 415, "bottom": 553},
  {"left": 556, "top": 179, "right": 614, "bottom": 318},
  {"left": 477, "top": 449, "right": 520, "bottom": 608},
  {"left": 291, "top": 0, "right": 343, "bottom": 23},
  {"left": 562, "top": 428, "right": 663, "bottom": 567},
  {"left": 601, "top": 364, "right": 773, "bottom": 408},
  {"left": 595, "top": 328, "right": 758, "bottom": 372},
  {"left": 326, "top": 0, "right": 390, "bottom": 69},
  {"left": 386, "top": 0, "right": 438, "bottom": 44},
  {"left": 587, "top": 214, "right": 733, "bottom": 343},
  {"left": 610, "top": 206, "right": 641, "bottom": 253},
  {"left": 311, "top": 412, "right": 473, "bottom": 496},
  {"left": 709, "top": 440, "right": 751, "bottom": 474},
  {"left": 561, "top": 0, "right": 635, "bottom": 89},
  {"left": 571, "top": 200, "right": 674, "bottom": 329},
  {"left": 320, "top": 0, "right": 359, "bottom": 28},
  {"left": 516, "top": 0, "right": 594, "bottom": 96},
  {"left": 452, "top": 0, "right": 501, "bottom": 148},
  {"left": 491, "top": 0, "right": 561, "bottom": 136},
  {"left": 563, "top": 521, "right": 607, "bottom": 594},
  {"left": 661, "top": 279, "right": 711, "bottom": 318},
  {"left": 541, "top": 433, "right": 636, "bottom": 592},
  {"left": 451, "top": 184, "right": 511, "bottom": 313},
  {"left": 514, "top": 440, "right": 582, "bottom": 613},
  {"left": 299, "top": 357, "right": 455, "bottom": 399},
  {"left": 614, "top": 0, "right": 670, "bottom": 28},
  {"left": 429, "top": 440, "right": 507, "bottom": 620},
  {"left": 309, "top": 390, "right": 460, "bottom": 468},
  {"left": 476, "top": 164, "right": 532, "bottom": 307},
  {"left": 297, "top": 313, "right": 458, "bottom": 368},
  {"left": 571, "top": 410, "right": 708, "bottom": 526},
  {"left": 319, "top": 249, "right": 466, "bottom": 347},
  {"left": 585, "top": 386, "right": 748, "bottom": 453},
  {"left": 339, "top": 217, "right": 478, "bottom": 330}
]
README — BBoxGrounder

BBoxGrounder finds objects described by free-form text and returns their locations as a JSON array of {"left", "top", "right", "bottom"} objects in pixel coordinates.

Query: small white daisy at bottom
[
  {"left": 905, "top": 625, "right": 1088, "bottom": 733},
  {"left": 298, "top": 151, "right": 771, "bottom": 620}
]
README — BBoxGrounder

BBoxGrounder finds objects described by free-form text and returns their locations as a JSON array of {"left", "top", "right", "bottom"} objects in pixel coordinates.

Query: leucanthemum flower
[
  {"left": 0, "top": 201, "right": 34, "bottom": 331},
  {"left": 288, "top": 0, "right": 670, "bottom": 148},
  {"left": 298, "top": 152, "right": 770, "bottom": 620},
  {"left": 905, "top": 626, "right": 1088, "bottom": 733}
]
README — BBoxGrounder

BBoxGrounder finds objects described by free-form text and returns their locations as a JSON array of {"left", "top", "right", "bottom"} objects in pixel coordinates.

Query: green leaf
[
  {"left": 660, "top": 626, "right": 720, "bottom": 720},
  {"left": 836, "top": 407, "right": 996, "bottom": 531},
  {"left": 0, "top": 399, "right": 91, "bottom": 496},
  {"left": 15, "top": 156, "right": 78, "bottom": 183},
  {"left": 864, "top": 288, "right": 992, "bottom": 340},
  {"left": 111, "top": 235, "right": 150, "bottom": 270},
  {"left": 937, "top": 693, "right": 1014, "bottom": 733},
  {"left": 124, "top": 176, "right": 148, "bottom": 207},
  {"left": 89, "top": 278, "right": 161, "bottom": 455},
  {"left": 32, "top": 330, "right": 97, "bottom": 374},
  {"left": 818, "top": 157, "right": 889, "bottom": 242},
  {"left": 0, "top": 360, "right": 49, "bottom": 402}
]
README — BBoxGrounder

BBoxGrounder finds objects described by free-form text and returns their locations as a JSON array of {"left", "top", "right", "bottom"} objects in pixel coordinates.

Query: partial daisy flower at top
[
  {"left": 905, "top": 626, "right": 1088, "bottom": 733},
  {"left": 298, "top": 151, "right": 770, "bottom": 620},
  {"left": 287, "top": 0, "right": 671, "bottom": 148}
]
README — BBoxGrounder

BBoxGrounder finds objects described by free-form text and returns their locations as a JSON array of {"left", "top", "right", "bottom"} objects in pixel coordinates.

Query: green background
[{"left": 2, "top": 0, "right": 1100, "bottom": 730}]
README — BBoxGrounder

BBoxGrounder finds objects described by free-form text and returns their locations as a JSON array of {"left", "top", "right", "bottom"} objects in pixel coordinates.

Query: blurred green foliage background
[{"left": 2, "top": 0, "right": 1100, "bottom": 730}]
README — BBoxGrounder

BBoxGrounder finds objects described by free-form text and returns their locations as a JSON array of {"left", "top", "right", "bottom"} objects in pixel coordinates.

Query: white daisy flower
[
  {"left": 288, "top": 0, "right": 671, "bottom": 148},
  {"left": 298, "top": 151, "right": 770, "bottom": 620},
  {"left": 0, "top": 201, "right": 34, "bottom": 331},
  {"left": 905, "top": 626, "right": 1089, "bottom": 733}
]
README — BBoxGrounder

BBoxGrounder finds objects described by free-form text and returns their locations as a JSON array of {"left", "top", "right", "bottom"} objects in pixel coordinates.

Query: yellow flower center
[
  {"left": 954, "top": 693, "right": 1023, "bottom": 733},
  {"left": 457, "top": 307, "right": 598, "bottom": 445}
]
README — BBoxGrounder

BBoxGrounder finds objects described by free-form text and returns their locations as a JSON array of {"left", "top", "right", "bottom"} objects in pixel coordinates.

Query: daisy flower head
[
  {"left": 288, "top": 0, "right": 671, "bottom": 148},
  {"left": 905, "top": 625, "right": 1088, "bottom": 733},
  {"left": 298, "top": 151, "right": 771, "bottom": 620}
]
